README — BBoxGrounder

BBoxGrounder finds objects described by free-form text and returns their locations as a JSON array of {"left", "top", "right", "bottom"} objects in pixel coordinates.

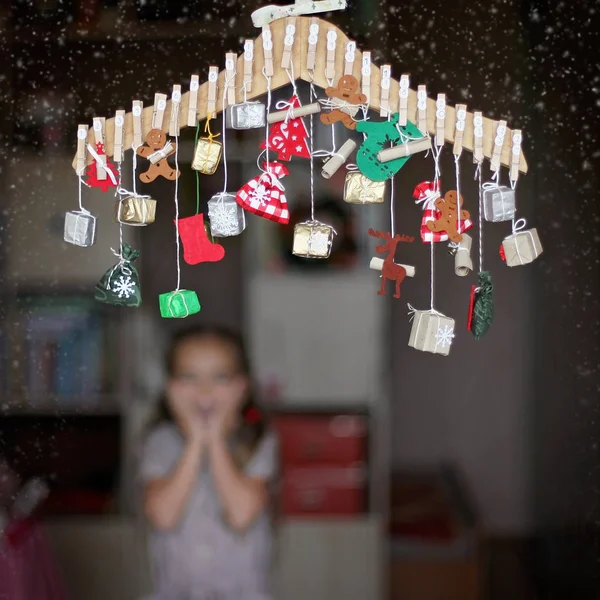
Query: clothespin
[
  {"left": 243, "top": 41, "right": 254, "bottom": 93},
  {"left": 344, "top": 41, "right": 356, "bottom": 75},
  {"left": 490, "top": 119, "right": 507, "bottom": 172},
  {"left": 361, "top": 51, "right": 371, "bottom": 106},
  {"left": 132, "top": 100, "right": 143, "bottom": 147},
  {"left": 225, "top": 53, "right": 237, "bottom": 107},
  {"left": 307, "top": 18, "right": 319, "bottom": 73},
  {"left": 417, "top": 85, "right": 427, "bottom": 135},
  {"left": 453, "top": 104, "right": 467, "bottom": 156},
  {"left": 473, "top": 111, "right": 484, "bottom": 164},
  {"left": 398, "top": 74, "right": 410, "bottom": 127},
  {"left": 169, "top": 85, "right": 182, "bottom": 137},
  {"left": 262, "top": 25, "right": 274, "bottom": 77},
  {"left": 380, "top": 65, "right": 391, "bottom": 118},
  {"left": 114, "top": 110, "right": 125, "bottom": 163},
  {"left": 92, "top": 117, "right": 107, "bottom": 180},
  {"left": 152, "top": 93, "right": 167, "bottom": 130},
  {"left": 435, "top": 93, "right": 446, "bottom": 147},
  {"left": 510, "top": 129, "right": 522, "bottom": 183},
  {"left": 207, "top": 66, "right": 219, "bottom": 115},
  {"left": 325, "top": 28, "right": 337, "bottom": 81},
  {"left": 76, "top": 124, "right": 88, "bottom": 175},
  {"left": 281, "top": 17, "right": 296, "bottom": 70},
  {"left": 188, "top": 75, "right": 200, "bottom": 127}
]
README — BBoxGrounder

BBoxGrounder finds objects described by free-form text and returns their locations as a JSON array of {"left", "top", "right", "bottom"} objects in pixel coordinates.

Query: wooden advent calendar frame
[{"left": 71, "top": 16, "right": 528, "bottom": 175}]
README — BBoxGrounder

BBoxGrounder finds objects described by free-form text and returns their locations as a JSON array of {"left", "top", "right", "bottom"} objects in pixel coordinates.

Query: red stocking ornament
[
  {"left": 176, "top": 214, "right": 225, "bottom": 265},
  {"left": 260, "top": 95, "right": 310, "bottom": 161}
]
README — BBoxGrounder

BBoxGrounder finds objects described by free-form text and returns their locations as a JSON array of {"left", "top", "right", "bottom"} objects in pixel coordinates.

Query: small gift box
[
  {"left": 64, "top": 209, "right": 96, "bottom": 247},
  {"left": 482, "top": 184, "right": 516, "bottom": 222},
  {"left": 192, "top": 137, "right": 222, "bottom": 175},
  {"left": 343, "top": 172, "right": 386, "bottom": 204},
  {"left": 292, "top": 221, "right": 335, "bottom": 259},
  {"left": 501, "top": 226, "right": 543, "bottom": 267},
  {"left": 226, "top": 101, "right": 266, "bottom": 130},
  {"left": 208, "top": 192, "right": 246, "bottom": 237},
  {"left": 115, "top": 195, "right": 156, "bottom": 225},
  {"left": 408, "top": 309, "right": 455, "bottom": 356},
  {"left": 159, "top": 289, "right": 201, "bottom": 319}
]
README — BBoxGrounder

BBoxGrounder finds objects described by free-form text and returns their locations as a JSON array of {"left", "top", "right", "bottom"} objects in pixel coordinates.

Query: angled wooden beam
[{"left": 72, "top": 16, "right": 527, "bottom": 174}]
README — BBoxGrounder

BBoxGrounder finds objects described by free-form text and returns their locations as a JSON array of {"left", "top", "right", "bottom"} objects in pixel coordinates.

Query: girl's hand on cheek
[{"left": 167, "top": 381, "right": 207, "bottom": 445}]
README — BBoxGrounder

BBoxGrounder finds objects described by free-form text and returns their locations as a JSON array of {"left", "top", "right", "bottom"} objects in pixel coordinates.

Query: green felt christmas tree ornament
[
  {"left": 468, "top": 271, "right": 494, "bottom": 340},
  {"left": 94, "top": 242, "right": 142, "bottom": 307}
]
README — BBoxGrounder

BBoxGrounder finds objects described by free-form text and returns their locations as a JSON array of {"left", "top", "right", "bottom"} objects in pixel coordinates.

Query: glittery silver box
[
  {"left": 64, "top": 210, "right": 97, "bottom": 247},
  {"left": 225, "top": 102, "right": 266, "bottom": 130},
  {"left": 207, "top": 193, "right": 246, "bottom": 237},
  {"left": 483, "top": 184, "right": 516, "bottom": 222}
]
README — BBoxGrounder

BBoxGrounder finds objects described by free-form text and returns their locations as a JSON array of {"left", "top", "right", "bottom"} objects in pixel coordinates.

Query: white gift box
[
  {"left": 482, "top": 184, "right": 516, "bottom": 222},
  {"left": 408, "top": 309, "right": 455, "bottom": 356},
  {"left": 63, "top": 210, "right": 97, "bottom": 247},
  {"left": 226, "top": 102, "right": 266, "bottom": 130},
  {"left": 502, "top": 227, "right": 543, "bottom": 267},
  {"left": 208, "top": 193, "right": 246, "bottom": 237}
]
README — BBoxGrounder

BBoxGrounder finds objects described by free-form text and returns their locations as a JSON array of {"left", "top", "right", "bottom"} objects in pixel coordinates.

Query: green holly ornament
[
  {"left": 159, "top": 289, "right": 201, "bottom": 319},
  {"left": 94, "top": 243, "right": 142, "bottom": 307},
  {"left": 468, "top": 271, "right": 494, "bottom": 340},
  {"left": 355, "top": 113, "right": 424, "bottom": 182}
]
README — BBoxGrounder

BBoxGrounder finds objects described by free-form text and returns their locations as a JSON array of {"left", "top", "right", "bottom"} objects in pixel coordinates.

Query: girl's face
[{"left": 167, "top": 336, "right": 249, "bottom": 435}]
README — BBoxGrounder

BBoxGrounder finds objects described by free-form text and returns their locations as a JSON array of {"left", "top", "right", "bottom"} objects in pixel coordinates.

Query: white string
[
  {"left": 116, "top": 162, "right": 124, "bottom": 259},
  {"left": 262, "top": 67, "right": 272, "bottom": 175},
  {"left": 389, "top": 176, "right": 395, "bottom": 237},
  {"left": 221, "top": 71, "right": 236, "bottom": 193},
  {"left": 509, "top": 171, "right": 519, "bottom": 236},
  {"left": 429, "top": 146, "right": 443, "bottom": 310},
  {"left": 476, "top": 163, "right": 484, "bottom": 272},
  {"left": 454, "top": 154, "right": 462, "bottom": 235},
  {"left": 174, "top": 134, "right": 181, "bottom": 291},
  {"left": 309, "top": 82, "right": 316, "bottom": 222}
]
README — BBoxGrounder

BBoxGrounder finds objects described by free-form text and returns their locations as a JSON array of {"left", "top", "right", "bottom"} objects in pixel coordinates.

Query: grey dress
[{"left": 140, "top": 423, "right": 277, "bottom": 600}]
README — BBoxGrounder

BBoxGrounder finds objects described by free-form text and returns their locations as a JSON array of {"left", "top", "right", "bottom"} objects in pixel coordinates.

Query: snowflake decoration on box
[
  {"left": 307, "top": 229, "right": 332, "bottom": 255},
  {"left": 112, "top": 275, "right": 136, "bottom": 299},
  {"left": 209, "top": 202, "right": 241, "bottom": 237},
  {"left": 435, "top": 324, "right": 455, "bottom": 348}
]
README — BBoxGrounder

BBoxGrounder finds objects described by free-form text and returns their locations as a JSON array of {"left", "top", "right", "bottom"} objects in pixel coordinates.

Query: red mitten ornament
[
  {"left": 236, "top": 162, "right": 290, "bottom": 224},
  {"left": 177, "top": 214, "right": 225, "bottom": 265},
  {"left": 86, "top": 142, "right": 117, "bottom": 193},
  {"left": 260, "top": 95, "right": 310, "bottom": 161}
]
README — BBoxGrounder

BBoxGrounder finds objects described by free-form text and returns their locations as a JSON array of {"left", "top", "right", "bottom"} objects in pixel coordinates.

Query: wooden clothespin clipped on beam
[
  {"left": 490, "top": 119, "right": 507, "bottom": 172},
  {"left": 152, "top": 93, "right": 167, "bottom": 131},
  {"left": 132, "top": 100, "right": 143, "bottom": 147},
  {"left": 307, "top": 19, "right": 319, "bottom": 72},
  {"left": 225, "top": 53, "right": 237, "bottom": 108},
  {"left": 76, "top": 124, "right": 88, "bottom": 175},
  {"left": 92, "top": 117, "right": 107, "bottom": 180},
  {"left": 262, "top": 25, "right": 274, "bottom": 77},
  {"left": 188, "top": 75, "right": 200, "bottom": 127},
  {"left": 398, "top": 74, "right": 410, "bottom": 127},
  {"left": 453, "top": 104, "right": 467, "bottom": 156},
  {"left": 380, "top": 65, "right": 391, "bottom": 118},
  {"left": 243, "top": 41, "right": 254, "bottom": 93},
  {"left": 510, "top": 129, "right": 522, "bottom": 184},
  {"left": 361, "top": 51, "right": 371, "bottom": 107},
  {"left": 114, "top": 110, "right": 125, "bottom": 163},
  {"left": 207, "top": 66, "right": 219, "bottom": 116},
  {"left": 435, "top": 94, "right": 446, "bottom": 147},
  {"left": 281, "top": 17, "right": 296, "bottom": 70},
  {"left": 169, "top": 85, "right": 182, "bottom": 137},
  {"left": 417, "top": 85, "right": 427, "bottom": 135},
  {"left": 251, "top": 0, "right": 348, "bottom": 27},
  {"left": 325, "top": 28, "right": 337, "bottom": 81},
  {"left": 472, "top": 111, "right": 484, "bottom": 164},
  {"left": 344, "top": 41, "right": 356, "bottom": 75}
]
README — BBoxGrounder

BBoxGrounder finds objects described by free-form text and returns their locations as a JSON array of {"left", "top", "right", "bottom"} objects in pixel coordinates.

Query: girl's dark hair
[{"left": 154, "top": 325, "right": 267, "bottom": 467}]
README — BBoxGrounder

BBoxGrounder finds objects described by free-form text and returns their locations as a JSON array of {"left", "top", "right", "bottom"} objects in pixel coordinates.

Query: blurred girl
[{"left": 140, "top": 327, "right": 277, "bottom": 600}]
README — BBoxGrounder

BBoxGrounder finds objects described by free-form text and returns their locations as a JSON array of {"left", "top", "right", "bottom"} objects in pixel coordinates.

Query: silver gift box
[
  {"left": 483, "top": 185, "right": 516, "bottom": 222},
  {"left": 207, "top": 193, "right": 246, "bottom": 237},
  {"left": 64, "top": 210, "right": 97, "bottom": 247},
  {"left": 408, "top": 310, "right": 455, "bottom": 356},
  {"left": 225, "top": 102, "right": 266, "bottom": 130}
]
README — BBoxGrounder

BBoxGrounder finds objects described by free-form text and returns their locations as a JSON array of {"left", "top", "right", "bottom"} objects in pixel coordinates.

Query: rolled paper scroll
[
  {"left": 148, "top": 141, "right": 174, "bottom": 164},
  {"left": 377, "top": 137, "right": 432, "bottom": 163},
  {"left": 453, "top": 233, "right": 473, "bottom": 277},
  {"left": 267, "top": 102, "right": 321, "bottom": 124},
  {"left": 369, "top": 257, "right": 415, "bottom": 278},
  {"left": 322, "top": 139, "right": 357, "bottom": 179}
]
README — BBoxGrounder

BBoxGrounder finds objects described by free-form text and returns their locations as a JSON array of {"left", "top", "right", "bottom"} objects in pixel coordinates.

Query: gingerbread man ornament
[
  {"left": 136, "top": 129, "right": 180, "bottom": 183},
  {"left": 320, "top": 75, "right": 366, "bottom": 131},
  {"left": 426, "top": 191, "right": 471, "bottom": 243}
]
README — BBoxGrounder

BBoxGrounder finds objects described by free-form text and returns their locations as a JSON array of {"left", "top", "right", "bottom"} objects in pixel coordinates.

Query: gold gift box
[
  {"left": 502, "top": 228, "right": 543, "bottom": 267},
  {"left": 408, "top": 310, "right": 455, "bottom": 356},
  {"left": 191, "top": 137, "right": 223, "bottom": 175},
  {"left": 292, "top": 222, "right": 334, "bottom": 258},
  {"left": 343, "top": 172, "right": 386, "bottom": 204},
  {"left": 115, "top": 196, "right": 156, "bottom": 225}
]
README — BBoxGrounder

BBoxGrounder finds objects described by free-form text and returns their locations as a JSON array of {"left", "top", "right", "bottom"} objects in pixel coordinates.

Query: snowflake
[
  {"left": 209, "top": 202, "right": 240, "bottom": 236},
  {"left": 435, "top": 324, "right": 455, "bottom": 348},
  {"left": 250, "top": 183, "right": 271, "bottom": 205},
  {"left": 307, "top": 230, "right": 331, "bottom": 255},
  {"left": 112, "top": 275, "right": 136, "bottom": 299}
]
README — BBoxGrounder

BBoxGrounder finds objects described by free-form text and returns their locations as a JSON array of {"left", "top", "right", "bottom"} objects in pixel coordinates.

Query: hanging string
[
  {"left": 509, "top": 171, "right": 519, "bottom": 236},
  {"left": 115, "top": 161, "right": 124, "bottom": 258},
  {"left": 429, "top": 145, "right": 442, "bottom": 310},
  {"left": 454, "top": 154, "right": 462, "bottom": 235},
  {"left": 309, "top": 81, "right": 316, "bottom": 222},
  {"left": 261, "top": 67, "right": 273, "bottom": 175},
  {"left": 194, "top": 120, "right": 201, "bottom": 214},
  {"left": 476, "top": 162, "right": 484, "bottom": 273},
  {"left": 174, "top": 133, "right": 181, "bottom": 292},
  {"left": 389, "top": 176, "right": 395, "bottom": 237},
  {"left": 221, "top": 71, "right": 236, "bottom": 194}
]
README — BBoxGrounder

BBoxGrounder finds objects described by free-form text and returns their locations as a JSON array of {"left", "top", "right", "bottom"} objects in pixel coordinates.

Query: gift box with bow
[
  {"left": 292, "top": 221, "right": 335, "bottom": 258},
  {"left": 208, "top": 193, "right": 246, "bottom": 237},
  {"left": 226, "top": 101, "right": 266, "bottom": 130},
  {"left": 343, "top": 172, "right": 386, "bottom": 204},
  {"left": 500, "top": 221, "right": 543, "bottom": 267},
  {"left": 159, "top": 289, "right": 201, "bottom": 319},
  {"left": 408, "top": 307, "right": 456, "bottom": 356},
  {"left": 63, "top": 209, "right": 97, "bottom": 247},
  {"left": 192, "top": 136, "right": 222, "bottom": 175},
  {"left": 115, "top": 195, "right": 156, "bottom": 225},
  {"left": 482, "top": 183, "right": 516, "bottom": 222}
]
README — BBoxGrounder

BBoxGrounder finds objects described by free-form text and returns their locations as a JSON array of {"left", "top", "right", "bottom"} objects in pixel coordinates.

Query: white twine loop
[
  {"left": 448, "top": 241, "right": 469, "bottom": 253},
  {"left": 414, "top": 188, "right": 441, "bottom": 210},
  {"left": 168, "top": 291, "right": 190, "bottom": 318},
  {"left": 107, "top": 247, "right": 132, "bottom": 288},
  {"left": 512, "top": 217, "right": 527, "bottom": 234}
]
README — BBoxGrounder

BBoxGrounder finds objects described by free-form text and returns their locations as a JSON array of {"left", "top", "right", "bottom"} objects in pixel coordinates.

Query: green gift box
[{"left": 159, "top": 289, "right": 201, "bottom": 319}]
